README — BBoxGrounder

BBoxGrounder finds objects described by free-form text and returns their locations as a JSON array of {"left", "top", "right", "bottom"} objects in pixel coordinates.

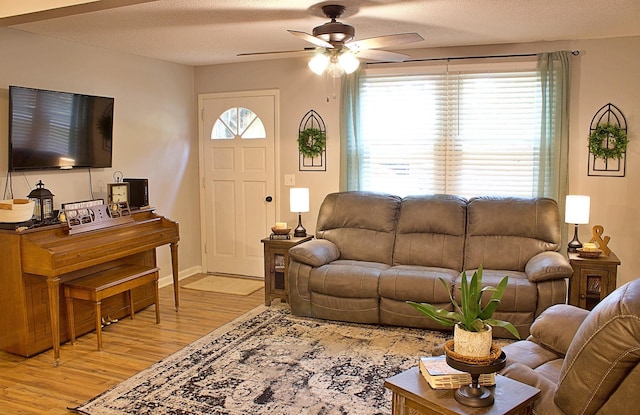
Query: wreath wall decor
[
  {"left": 588, "top": 122, "right": 628, "bottom": 160},
  {"left": 298, "top": 109, "right": 327, "bottom": 171},
  {"left": 298, "top": 128, "right": 326, "bottom": 158}
]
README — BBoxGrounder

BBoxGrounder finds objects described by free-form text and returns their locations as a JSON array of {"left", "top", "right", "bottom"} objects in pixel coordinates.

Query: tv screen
[{"left": 8, "top": 85, "right": 114, "bottom": 171}]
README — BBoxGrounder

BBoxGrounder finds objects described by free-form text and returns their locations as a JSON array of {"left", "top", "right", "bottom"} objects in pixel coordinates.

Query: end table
[
  {"left": 261, "top": 235, "right": 313, "bottom": 306},
  {"left": 384, "top": 367, "right": 540, "bottom": 415},
  {"left": 568, "top": 251, "right": 620, "bottom": 310}
]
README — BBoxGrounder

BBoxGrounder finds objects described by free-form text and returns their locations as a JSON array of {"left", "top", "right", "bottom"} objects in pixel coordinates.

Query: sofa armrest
[
  {"left": 289, "top": 239, "right": 340, "bottom": 267},
  {"left": 530, "top": 304, "right": 589, "bottom": 356},
  {"left": 525, "top": 251, "right": 573, "bottom": 282},
  {"left": 500, "top": 362, "right": 560, "bottom": 414}
]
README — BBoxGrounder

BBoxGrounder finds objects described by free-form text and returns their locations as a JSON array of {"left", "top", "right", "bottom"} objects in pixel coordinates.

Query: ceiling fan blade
[
  {"left": 347, "top": 33, "right": 424, "bottom": 51},
  {"left": 355, "top": 49, "right": 411, "bottom": 62},
  {"left": 288, "top": 30, "right": 334, "bottom": 49},
  {"left": 237, "top": 48, "right": 315, "bottom": 58}
]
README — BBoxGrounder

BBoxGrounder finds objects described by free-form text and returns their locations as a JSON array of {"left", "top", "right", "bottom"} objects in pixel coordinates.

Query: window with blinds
[{"left": 358, "top": 65, "right": 542, "bottom": 198}]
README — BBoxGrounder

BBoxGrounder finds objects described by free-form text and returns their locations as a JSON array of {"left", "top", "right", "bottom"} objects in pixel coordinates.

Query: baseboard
[{"left": 158, "top": 265, "right": 202, "bottom": 288}]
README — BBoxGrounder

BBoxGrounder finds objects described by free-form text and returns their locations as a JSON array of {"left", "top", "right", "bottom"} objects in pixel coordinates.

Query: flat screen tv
[{"left": 8, "top": 85, "right": 114, "bottom": 171}]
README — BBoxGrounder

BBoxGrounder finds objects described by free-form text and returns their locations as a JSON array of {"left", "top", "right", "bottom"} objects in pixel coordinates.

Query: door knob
[{"left": 265, "top": 196, "right": 273, "bottom": 202}]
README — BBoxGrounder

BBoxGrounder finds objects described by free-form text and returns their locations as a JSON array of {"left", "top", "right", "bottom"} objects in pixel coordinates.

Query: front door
[{"left": 199, "top": 90, "right": 278, "bottom": 277}]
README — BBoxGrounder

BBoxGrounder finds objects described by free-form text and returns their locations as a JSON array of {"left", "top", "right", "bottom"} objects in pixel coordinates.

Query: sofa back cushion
[
  {"left": 464, "top": 197, "right": 561, "bottom": 271},
  {"left": 393, "top": 194, "right": 467, "bottom": 271},
  {"left": 316, "top": 192, "right": 401, "bottom": 264},
  {"left": 555, "top": 278, "right": 640, "bottom": 415}
]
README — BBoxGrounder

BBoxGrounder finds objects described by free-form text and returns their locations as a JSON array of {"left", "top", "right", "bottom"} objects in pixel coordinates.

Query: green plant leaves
[
  {"left": 407, "top": 265, "right": 521, "bottom": 339},
  {"left": 298, "top": 128, "right": 326, "bottom": 158},
  {"left": 588, "top": 122, "right": 628, "bottom": 160}
]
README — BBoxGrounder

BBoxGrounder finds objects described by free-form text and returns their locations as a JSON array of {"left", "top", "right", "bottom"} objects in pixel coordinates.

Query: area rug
[
  {"left": 71, "top": 305, "right": 451, "bottom": 415},
  {"left": 182, "top": 275, "right": 263, "bottom": 295}
]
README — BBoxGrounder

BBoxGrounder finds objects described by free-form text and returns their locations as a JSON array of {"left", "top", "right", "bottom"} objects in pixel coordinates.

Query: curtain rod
[{"left": 366, "top": 50, "right": 581, "bottom": 66}]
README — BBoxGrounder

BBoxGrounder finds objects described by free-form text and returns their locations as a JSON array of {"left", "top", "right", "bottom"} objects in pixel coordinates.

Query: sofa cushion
[
  {"left": 315, "top": 192, "right": 401, "bottom": 265},
  {"left": 379, "top": 265, "right": 457, "bottom": 303},
  {"left": 465, "top": 197, "right": 561, "bottom": 271},
  {"left": 393, "top": 195, "right": 467, "bottom": 271},
  {"left": 503, "top": 339, "right": 562, "bottom": 371},
  {"left": 555, "top": 279, "right": 640, "bottom": 415},
  {"left": 308, "top": 260, "right": 388, "bottom": 298}
]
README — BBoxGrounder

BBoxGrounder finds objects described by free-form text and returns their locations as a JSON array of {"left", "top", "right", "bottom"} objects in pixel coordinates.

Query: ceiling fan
[{"left": 238, "top": 4, "right": 424, "bottom": 77}]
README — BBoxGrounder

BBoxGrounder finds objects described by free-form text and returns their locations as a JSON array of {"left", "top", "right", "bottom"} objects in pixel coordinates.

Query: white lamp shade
[
  {"left": 565, "top": 195, "right": 590, "bottom": 224},
  {"left": 308, "top": 53, "right": 329, "bottom": 75},
  {"left": 339, "top": 52, "right": 360, "bottom": 74},
  {"left": 290, "top": 188, "right": 310, "bottom": 213}
]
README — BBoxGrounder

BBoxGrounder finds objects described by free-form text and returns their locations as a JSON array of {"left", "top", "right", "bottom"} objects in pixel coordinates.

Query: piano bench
[{"left": 63, "top": 264, "right": 161, "bottom": 351}]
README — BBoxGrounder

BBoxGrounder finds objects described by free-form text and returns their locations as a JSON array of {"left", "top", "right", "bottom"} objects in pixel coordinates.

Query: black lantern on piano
[{"left": 27, "top": 180, "right": 55, "bottom": 223}]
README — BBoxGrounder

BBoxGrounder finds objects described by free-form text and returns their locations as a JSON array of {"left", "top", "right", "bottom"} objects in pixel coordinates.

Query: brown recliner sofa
[
  {"left": 501, "top": 278, "right": 640, "bottom": 415},
  {"left": 288, "top": 191, "right": 573, "bottom": 338}
]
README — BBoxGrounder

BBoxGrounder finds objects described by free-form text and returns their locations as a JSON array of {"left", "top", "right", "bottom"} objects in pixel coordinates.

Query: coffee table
[{"left": 384, "top": 367, "right": 540, "bottom": 415}]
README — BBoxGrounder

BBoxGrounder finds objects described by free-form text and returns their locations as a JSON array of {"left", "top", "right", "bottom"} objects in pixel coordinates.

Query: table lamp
[
  {"left": 290, "top": 188, "right": 310, "bottom": 237},
  {"left": 565, "top": 195, "right": 590, "bottom": 253}
]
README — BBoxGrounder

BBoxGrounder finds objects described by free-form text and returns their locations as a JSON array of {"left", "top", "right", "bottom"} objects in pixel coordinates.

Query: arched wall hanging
[
  {"left": 588, "top": 103, "right": 628, "bottom": 177},
  {"left": 298, "top": 110, "right": 326, "bottom": 172}
]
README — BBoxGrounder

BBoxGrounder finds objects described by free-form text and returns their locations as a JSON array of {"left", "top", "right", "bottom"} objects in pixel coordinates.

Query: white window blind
[{"left": 358, "top": 67, "right": 542, "bottom": 198}]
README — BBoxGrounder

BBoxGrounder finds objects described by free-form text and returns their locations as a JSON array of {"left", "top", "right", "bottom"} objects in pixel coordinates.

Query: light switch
[{"left": 284, "top": 174, "right": 295, "bottom": 186}]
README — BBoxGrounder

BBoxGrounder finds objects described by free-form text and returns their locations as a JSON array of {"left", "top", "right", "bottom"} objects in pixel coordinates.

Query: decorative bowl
[
  {"left": 577, "top": 248, "right": 602, "bottom": 258},
  {"left": 0, "top": 199, "right": 35, "bottom": 223},
  {"left": 271, "top": 227, "right": 292, "bottom": 235},
  {"left": 444, "top": 339, "right": 503, "bottom": 365}
]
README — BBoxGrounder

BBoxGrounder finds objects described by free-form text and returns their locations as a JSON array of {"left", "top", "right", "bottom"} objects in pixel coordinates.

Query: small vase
[{"left": 453, "top": 324, "right": 492, "bottom": 357}]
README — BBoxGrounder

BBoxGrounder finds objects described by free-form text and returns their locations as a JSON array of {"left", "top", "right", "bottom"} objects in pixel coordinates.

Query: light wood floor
[{"left": 0, "top": 274, "right": 264, "bottom": 414}]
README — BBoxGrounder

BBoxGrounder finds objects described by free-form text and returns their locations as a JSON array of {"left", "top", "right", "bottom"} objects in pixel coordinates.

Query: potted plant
[{"left": 407, "top": 265, "right": 520, "bottom": 358}]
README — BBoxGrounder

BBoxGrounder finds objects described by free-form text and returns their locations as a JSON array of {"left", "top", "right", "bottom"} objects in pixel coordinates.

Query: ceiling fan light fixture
[
  {"left": 308, "top": 53, "right": 329, "bottom": 75},
  {"left": 339, "top": 51, "right": 359, "bottom": 74}
]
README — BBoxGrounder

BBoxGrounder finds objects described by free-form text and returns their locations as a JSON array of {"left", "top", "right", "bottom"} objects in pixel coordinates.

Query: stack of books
[{"left": 418, "top": 356, "right": 496, "bottom": 390}]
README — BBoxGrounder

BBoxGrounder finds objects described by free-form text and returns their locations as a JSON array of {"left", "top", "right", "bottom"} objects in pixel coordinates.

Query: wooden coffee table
[{"left": 385, "top": 367, "right": 540, "bottom": 415}]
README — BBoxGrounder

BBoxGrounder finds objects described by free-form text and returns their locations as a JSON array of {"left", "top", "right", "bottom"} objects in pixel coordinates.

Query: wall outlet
[{"left": 284, "top": 174, "right": 295, "bottom": 186}]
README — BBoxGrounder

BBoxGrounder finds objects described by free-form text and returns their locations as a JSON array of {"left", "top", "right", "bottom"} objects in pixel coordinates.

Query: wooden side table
[
  {"left": 568, "top": 251, "right": 620, "bottom": 310},
  {"left": 261, "top": 235, "right": 313, "bottom": 306},
  {"left": 384, "top": 367, "right": 540, "bottom": 415}
]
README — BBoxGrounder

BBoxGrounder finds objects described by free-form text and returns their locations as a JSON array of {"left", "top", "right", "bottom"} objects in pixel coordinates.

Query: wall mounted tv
[{"left": 8, "top": 85, "right": 114, "bottom": 171}]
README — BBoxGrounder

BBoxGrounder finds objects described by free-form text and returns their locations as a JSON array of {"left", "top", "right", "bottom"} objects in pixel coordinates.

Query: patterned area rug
[{"left": 72, "top": 305, "right": 451, "bottom": 415}]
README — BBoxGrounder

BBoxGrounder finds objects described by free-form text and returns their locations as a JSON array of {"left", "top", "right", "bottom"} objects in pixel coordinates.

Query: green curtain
[
  {"left": 538, "top": 51, "right": 572, "bottom": 252},
  {"left": 339, "top": 68, "right": 362, "bottom": 191}
]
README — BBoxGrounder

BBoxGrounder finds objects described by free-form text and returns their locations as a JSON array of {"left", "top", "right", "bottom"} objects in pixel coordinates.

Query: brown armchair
[{"left": 501, "top": 278, "right": 640, "bottom": 415}]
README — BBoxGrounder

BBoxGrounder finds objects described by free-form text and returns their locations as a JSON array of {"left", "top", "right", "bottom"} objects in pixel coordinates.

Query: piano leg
[
  {"left": 95, "top": 300, "right": 103, "bottom": 351},
  {"left": 47, "top": 277, "right": 61, "bottom": 366},
  {"left": 171, "top": 242, "right": 179, "bottom": 311}
]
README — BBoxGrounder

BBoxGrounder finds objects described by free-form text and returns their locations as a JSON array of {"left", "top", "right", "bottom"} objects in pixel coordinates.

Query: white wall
[
  {"left": 195, "top": 36, "right": 640, "bottom": 287},
  {"left": 0, "top": 28, "right": 201, "bottom": 281},
  {"left": 568, "top": 36, "right": 640, "bottom": 287}
]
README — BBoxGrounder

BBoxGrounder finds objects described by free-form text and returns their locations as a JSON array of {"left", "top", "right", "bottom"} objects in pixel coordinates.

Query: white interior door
[{"left": 200, "top": 91, "right": 278, "bottom": 277}]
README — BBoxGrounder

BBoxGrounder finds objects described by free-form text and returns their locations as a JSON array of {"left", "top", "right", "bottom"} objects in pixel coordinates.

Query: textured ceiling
[{"left": 3, "top": 0, "right": 640, "bottom": 66}]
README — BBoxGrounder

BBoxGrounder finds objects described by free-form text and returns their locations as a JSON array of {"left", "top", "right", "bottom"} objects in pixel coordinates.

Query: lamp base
[
  {"left": 567, "top": 224, "right": 582, "bottom": 253},
  {"left": 294, "top": 213, "right": 306, "bottom": 237}
]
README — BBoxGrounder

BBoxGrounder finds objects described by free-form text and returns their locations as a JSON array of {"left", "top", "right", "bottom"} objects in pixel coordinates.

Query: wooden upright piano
[{"left": 0, "top": 209, "right": 179, "bottom": 362}]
